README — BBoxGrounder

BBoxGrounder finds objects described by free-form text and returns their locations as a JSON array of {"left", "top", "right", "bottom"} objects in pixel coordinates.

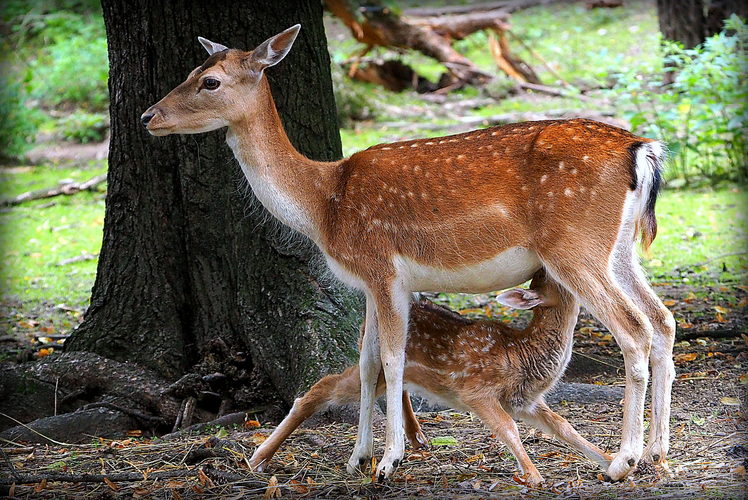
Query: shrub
[
  {"left": 56, "top": 111, "right": 108, "bottom": 143},
  {"left": 27, "top": 21, "right": 109, "bottom": 111},
  {"left": 0, "top": 77, "right": 43, "bottom": 160},
  {"left": 611, "top": 15, "right": 747, "bottom": 185}
]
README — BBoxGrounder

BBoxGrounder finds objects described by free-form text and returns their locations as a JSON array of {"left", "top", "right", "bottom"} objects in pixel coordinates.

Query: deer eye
[{"left": 203, "top": 78, "right": 220, "bottom": 90}]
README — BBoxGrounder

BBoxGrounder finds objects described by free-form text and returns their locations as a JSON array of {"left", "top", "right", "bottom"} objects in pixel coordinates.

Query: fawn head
[
  {"left": 495, "top": 271, "right": 563, "bottom": 309},
  {"left": 141, "top": 25, "right": 300, "bottom": 136}
]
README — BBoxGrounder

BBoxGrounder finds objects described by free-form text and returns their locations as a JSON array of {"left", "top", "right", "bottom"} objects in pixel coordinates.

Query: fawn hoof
[
  {"left": 606, "top": 453, "right": 638, "bottom": 481},
  {"left": 248, "top": 453, "right": 268, "bottom": 473},
  {"left": 411, "top": 430, "right": 429, "bottom": 450},
  {"left": 526, "top": 473, "right": 545, "bottom": 487}
]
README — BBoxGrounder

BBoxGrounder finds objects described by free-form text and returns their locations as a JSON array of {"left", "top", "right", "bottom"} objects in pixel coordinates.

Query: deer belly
[{"left": 395, "top": 247, "right": 541, "bottom": 293}]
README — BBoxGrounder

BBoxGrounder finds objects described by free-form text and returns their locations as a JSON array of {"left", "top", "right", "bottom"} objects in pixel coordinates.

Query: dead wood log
[
  {"left": 1, "top": 174, "right": 106, "bottom": 207},
  {"left": 326, "top": 0, "right": 493, "bottom": 87},
  {"left": 408, "top": 10, "right": 512, "bottom": 40},
  {"left": 488, "top": 31, "right": 541, "bottom": 83},
  {"left": 586, "top": 0, "right": 623, "bottom": 8},
  {"left": 403, "top": 0, "right": 575, "bottom": 17}
]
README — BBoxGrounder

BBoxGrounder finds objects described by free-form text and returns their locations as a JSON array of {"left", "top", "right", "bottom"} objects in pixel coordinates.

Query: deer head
[{"left": 140, "top": 25, "right": 301, "bottom": 136}]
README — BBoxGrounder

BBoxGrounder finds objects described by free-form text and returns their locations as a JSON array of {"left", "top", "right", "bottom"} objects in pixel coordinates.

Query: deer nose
[{"left": 141, "top": 112, "right": 155, "bottom": 127}]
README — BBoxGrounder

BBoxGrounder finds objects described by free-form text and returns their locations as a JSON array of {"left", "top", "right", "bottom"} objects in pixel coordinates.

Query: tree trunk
[
  {"left": 65, "top": 0, "right": 361, "bottom": 408},
  {"left": 656, "top": 0, "right": 706, "bottom": 49},
  {"left": 657, "top": 0, "right": 748, "bottom": 48}
]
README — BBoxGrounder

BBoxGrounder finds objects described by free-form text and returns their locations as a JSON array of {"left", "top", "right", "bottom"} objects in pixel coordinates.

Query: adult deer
[
  {"left": 141, "top": 25, "right": 675, "bottom": 481},
  {"left": 249, "top": 271, "right": 613, "bottom": 485}
]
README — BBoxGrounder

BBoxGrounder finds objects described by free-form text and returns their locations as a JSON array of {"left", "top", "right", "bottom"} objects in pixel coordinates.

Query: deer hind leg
[
  {"left": 250, "top": 366, "right": 367, "bottom": 472},
  {"left": 347, "top": 296, "right": 381, "bottom": 474},
  {"left": 371, "top": 283, "right": 411, "bottom": 481},
  {"left": 612, "top": 248, "right": 676, "bottom": 466},
  {"left": 542, "top": 257, "right": 653, "bottom": 481},
  {"left": 468, "top": 398, "right": 544, "bottom": 485},
  {"left": 517, "top": 401, "right": 612, "bottom": 471},
  {"left": 403, "top": 391, "right": 428, "bottom": 450}
]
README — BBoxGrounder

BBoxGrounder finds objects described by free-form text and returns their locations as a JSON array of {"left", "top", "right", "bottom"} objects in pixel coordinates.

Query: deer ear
[
  {"left": 496, "top": 288, "right": 544, "bottom": 310},
  {"left": 198, "top": 36, "right": 228, "bottom": 55},
  {"left": 248, "top": 24, "right": 300, "bottom": 71}
]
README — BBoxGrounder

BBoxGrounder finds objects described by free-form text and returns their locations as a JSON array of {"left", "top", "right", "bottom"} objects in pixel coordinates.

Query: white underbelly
[{"left": 395, "top": 247, "right": 541, "bottom": 293}]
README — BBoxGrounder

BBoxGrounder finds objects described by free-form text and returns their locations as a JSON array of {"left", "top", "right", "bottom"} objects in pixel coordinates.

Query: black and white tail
[{"left": 631, "top": 141, "right": 666, "bottom": 252}]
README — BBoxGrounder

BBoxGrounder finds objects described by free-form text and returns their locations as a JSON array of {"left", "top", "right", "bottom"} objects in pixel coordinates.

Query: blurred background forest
[{"left": 0, "top": 0, "right": 745, "bottom": 338}]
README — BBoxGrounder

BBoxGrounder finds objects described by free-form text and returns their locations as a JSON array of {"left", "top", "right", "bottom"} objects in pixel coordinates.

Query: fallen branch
[
  {"left": 517, "top": 81, "right": 593, "bottom": 101},
  {"left": 1, "top": 174, "right": 106, "bottom": 207},
  {"left": 0, "top": 469, "right": 198, "bottom": 485},
  {"left": 56, "top": 253, "right": 98, "bottom": 266},
  {"left": 161, "top": 411, "right": 252, "bottom": 441},
  {"left": 403, "top": 0, "right": 575, "bottom": 17},
  {"left": 686, "top": 251, "right": 748, "bottom": 269},
  {"left": 676, "top": 329, "right": 744, "bottom": 341},
  {"left": 377, "top": 108, "right": 620, "bottom": 133}
]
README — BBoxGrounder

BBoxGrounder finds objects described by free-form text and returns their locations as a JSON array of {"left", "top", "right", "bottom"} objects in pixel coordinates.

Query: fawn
[
  {"left": 248, "top": 271, "right": 612, "bottom": 485},
  {"left": 143, "top": 25, "right": 674, "bottom": 480}
]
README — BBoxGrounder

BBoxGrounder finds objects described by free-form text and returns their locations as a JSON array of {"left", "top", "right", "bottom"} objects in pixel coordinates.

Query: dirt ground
[{"left": 0, "top": 282, "right": 746, "bottom": 498}]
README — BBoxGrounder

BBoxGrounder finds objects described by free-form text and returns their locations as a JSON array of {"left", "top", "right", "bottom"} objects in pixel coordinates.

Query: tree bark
[
  {"left": 656, "top": 0, "right": 707, "bottom": 49},
  {"left": 657, "top": 0, "right": 748, "bottom": 48},
  {"left": 65, "top": 0, "right": 361, "bottom": 408}
]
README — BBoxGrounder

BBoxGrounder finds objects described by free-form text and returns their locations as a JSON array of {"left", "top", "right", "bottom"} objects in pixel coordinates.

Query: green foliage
[
  {"left": 1, "top": 0, "right": 100, "bottom": 26},
  {"left": 612, "top": 16, "right": 748, "bottom": 185},
  {"left": 56, "top": 111, "right": 108, "bottom": 143},
  {"left": 26, "top": 20, "right": 109, "bottom": 111},
  {"left": 2, "top": 2, "right": 108, "bottom": 113},
  {"left": 0, "top": 76, "right": 43, "bottom": 159}
]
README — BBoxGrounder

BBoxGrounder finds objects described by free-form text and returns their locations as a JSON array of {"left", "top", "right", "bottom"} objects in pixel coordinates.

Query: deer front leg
[
  {"left": 347, "top": 296, "right": 381, "bottom": 474},
  {"left": 250, "top": 366, "right": 363, "bottom": 472},
  {"left": 372, "top": 285, "right": 410, "bottom": 481},
  {"left": 468, "top": 398, "right": 544, "bottom": 485}
]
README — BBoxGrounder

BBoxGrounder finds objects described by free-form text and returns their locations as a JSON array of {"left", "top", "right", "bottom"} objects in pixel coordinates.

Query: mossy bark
[{"left": 66, "top": 0, "right": 361, "bottom": 406}]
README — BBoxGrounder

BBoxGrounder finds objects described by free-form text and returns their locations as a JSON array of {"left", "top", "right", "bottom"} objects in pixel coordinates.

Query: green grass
[
  {"left": 0, "top": 163, "right": 106, "bottom": 309},
  {"left": 644, "top": 187, "right": 748, "bottom": 283}
]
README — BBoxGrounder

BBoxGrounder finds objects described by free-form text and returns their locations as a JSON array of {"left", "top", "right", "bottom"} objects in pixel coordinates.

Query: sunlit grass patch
[
  {"left": 644, "top": 187, "right": 748, "bottom": 284},
  {"left": 0, "top": 163, "right": 106, "bottom": 308}
]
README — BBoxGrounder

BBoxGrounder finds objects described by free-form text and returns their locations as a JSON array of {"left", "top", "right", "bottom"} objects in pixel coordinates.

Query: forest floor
[{"left": 1, "top": 282, "right": 745, "bottom": 499}]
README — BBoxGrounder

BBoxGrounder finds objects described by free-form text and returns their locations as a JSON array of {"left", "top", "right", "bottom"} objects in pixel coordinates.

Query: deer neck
[
  {"left": 525, "top": 295, "right": 579, "bottom": 362},
  {"left": 226, "top": 78, "right": 337, "bottom": 242}
]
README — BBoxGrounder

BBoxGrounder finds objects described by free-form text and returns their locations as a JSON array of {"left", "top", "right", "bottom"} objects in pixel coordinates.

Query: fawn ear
[
  {"left": 248, "top": 24, "right": 300, "bottom": 72},
  {"left": 496, "top": 288, "right": 544, "bottom": 309}
]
